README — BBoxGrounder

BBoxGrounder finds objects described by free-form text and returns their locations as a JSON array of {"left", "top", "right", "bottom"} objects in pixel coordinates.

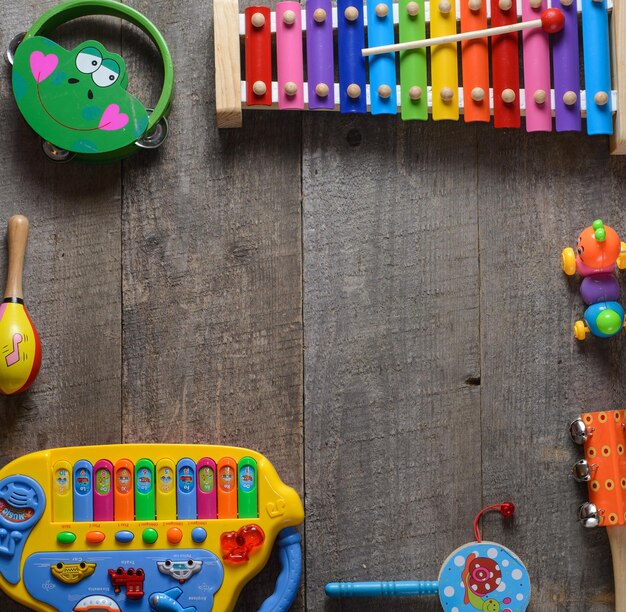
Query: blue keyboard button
[
  {"left": 191, "top": 527, "right": 207, "bottom": 543},
  {"left": 115, "top": 530, "right": 134, "bottom": 543}
]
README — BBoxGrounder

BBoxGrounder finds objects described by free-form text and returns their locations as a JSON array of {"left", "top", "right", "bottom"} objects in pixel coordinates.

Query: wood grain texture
[
  {"left": 1, "top": 1, "right": 626, "bottom": 611},
  {"left": 120, "top": 0, "right": 303, "bottom": 609},
  {"left": 610, "top": 1, "right": 626, "bottom": 154},
  {"left": 4, "top": 215, "right": 30, "bottom": 300},
  {"left": 303, "top": 117, "right": 482, "bottom": 611},
  {"left": 214, "top": 0, "right": 243, "bottom": 128},
  {"left": 609, "top": 526, "right": 626, "bottom": 612},
  {"left": 0, "top": 6, "right": 123, "bottom": 610},
  {"left": 477, "top": 128, "right": 626, "bottom": 611}
]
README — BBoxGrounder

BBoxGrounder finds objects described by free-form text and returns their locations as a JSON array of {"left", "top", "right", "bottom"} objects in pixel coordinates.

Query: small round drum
[{"left": 438, "top": 541, "right": 531, "bottom": 612}]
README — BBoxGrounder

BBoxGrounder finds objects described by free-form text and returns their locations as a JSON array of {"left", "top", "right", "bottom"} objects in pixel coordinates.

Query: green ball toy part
[
  {"left": 10, "top": 0, "right": 174, "bottom": 162},
  {"left": 596, "top": 309, "right": 622, "bottom": 336},
  {"left": 592, "top": 219, "right": 606, "bottom": 242}
]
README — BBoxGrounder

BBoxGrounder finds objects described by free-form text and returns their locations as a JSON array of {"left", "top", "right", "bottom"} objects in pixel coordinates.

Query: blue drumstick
[{"left": 325, "top": 580, "right": 439, "bottom": 598}]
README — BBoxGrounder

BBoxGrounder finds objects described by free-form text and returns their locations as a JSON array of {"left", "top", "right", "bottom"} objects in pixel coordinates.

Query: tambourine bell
[
  {"left": 41, "top": 141, "right": 74, "bottom": 163},
  {"left": 5, "top": 33, "right": 25, "bottom": 66},
  {"left": 572, "top": 459, "right": 591, "bottom": 482},
  {"left": 577, "top": 502, "right": 599, "bottom": 528},
  {"left": 569, "top": 418, "right": 588, "bottom": 445}
]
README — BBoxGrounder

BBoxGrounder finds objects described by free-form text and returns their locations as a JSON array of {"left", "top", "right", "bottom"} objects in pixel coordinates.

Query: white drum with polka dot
[{"left": 438, "top": 541, "right": 530, "bottom": 612}]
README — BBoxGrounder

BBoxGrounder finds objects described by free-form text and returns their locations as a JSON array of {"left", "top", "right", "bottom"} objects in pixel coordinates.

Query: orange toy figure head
[
  {"left": 576, "top": 219, "right": 621, "bottom": 270},
  {"left": 0, "top": 216, "right": 41, "bottom": 395}
]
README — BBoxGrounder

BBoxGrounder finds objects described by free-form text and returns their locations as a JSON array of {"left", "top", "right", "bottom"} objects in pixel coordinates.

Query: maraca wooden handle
[
  {"left": 4, "top": 215, "right": 29, "bottom": 300},
  {"left": 609, "top": 526, "right": 626, "bottom": 612}
]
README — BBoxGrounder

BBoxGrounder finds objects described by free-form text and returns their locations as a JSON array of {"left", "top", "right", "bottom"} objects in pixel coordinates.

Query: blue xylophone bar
[
  {"left": 325, "top": 580, "right": 440, "bottom": 597},
  {"left": 367, "top": 0, "right": 397, "bottom": 115},
  {"left": 337, "top": 0, "right": 367, "bottom": 113},
  {"left": 582, "top": 0, "right": 613, "bottom": 135}
]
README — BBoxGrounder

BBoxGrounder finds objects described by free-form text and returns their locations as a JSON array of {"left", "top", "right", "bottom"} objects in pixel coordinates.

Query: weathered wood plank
[
  {"left": 477, "top": 128, "right": 626, "bottom": 611},
  {"left": 121, "top": 1, "right": 303, "bottom": 609},
  {"left": 0, "top": 6, "right": 123, "bottom": 611},
  {"left": 303, "top": 116, "right": 482, "bottom": 611}
]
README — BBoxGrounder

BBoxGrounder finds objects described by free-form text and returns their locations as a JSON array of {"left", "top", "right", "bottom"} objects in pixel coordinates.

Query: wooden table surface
[{"left": 1, "top": 1, "right": 625, "bottom": 610}]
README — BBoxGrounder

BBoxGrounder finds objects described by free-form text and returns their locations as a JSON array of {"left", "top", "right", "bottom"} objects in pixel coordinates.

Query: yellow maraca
[{"left": 0, "top": 215, "right": 41, "bottom": 394}]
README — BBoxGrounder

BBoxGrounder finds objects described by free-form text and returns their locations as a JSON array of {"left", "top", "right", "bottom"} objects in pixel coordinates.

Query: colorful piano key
[
  {"left": 135, "top": 458, "right": 155, "bottom": 521},
  {"left": 177, "top": 458, "right": 197, "bottom": 520},
  {"left": 156, "top": 457, "right": 177, "bottom": 520},
  {"left": 114, "top": 459, "right": 134, "bottom": 521},
  {"left": 73, "top": 460, "right": 93, "bottom": 522},
  {"left": 48, "top": 454, "right": 264, "bottom": 523},
  {"left": 93, "top": 460, "right": 114, "bottom": 522},
  {"left": 238, "top": 457, "right": 258, "bottom": 518},
  {"left": 197, "top": 457, "right": 218, "bottom": 519},
  {"left": 52, "top": 460, "right": 72, "bottom": 523},
  {"left": 218, "top": 457, "right": 238, "bottom": 518}
]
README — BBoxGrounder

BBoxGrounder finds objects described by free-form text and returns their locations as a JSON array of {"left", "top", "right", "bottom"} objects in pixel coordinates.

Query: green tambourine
[{"left": 7, "top": 0, "right": 174, "bottom": 162}]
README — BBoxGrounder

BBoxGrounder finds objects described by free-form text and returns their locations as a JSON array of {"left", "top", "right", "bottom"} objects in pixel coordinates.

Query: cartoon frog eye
[
  {"left": 92, "top": 58, "right": 121, "bottom": 88},
  {"left": 76, "top": 47, "right": 103, "bottom": 74}
]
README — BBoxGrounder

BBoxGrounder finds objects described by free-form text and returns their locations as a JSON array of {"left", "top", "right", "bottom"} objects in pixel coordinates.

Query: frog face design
[{"left": 12, "top": 37, "right": 149, "bottom": 155}]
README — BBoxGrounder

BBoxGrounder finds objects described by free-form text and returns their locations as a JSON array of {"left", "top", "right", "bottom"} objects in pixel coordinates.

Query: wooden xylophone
[{"left": 214, "top": 0, "right": 626, "bottom": 153}]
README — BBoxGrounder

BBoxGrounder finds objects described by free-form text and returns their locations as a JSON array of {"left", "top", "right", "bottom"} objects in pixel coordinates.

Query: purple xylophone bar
[
  {"left": 306, "top": 0, "right": 335, "bottom": 109},
  {"left": 552, "top": 0, "right": 581, "bottom": 132}
]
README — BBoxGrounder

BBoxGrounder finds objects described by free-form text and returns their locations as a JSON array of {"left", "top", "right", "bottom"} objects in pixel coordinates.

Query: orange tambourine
[{"left": 571, "top": 410, "right": 626, "bottom": 612}]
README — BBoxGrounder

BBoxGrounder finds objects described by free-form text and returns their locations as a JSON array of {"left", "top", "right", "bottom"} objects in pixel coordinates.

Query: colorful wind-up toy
[
  {"left": 561, "top": 219, "right": 626, "bottom": 340},
  {"left": 326, "top": 502, "right": 531, "bottom": 611}
]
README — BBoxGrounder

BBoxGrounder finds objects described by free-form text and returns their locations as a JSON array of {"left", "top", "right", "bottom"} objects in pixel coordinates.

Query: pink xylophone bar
[{"left": 213, "top": 0, "right": 626, "bottom": 154}]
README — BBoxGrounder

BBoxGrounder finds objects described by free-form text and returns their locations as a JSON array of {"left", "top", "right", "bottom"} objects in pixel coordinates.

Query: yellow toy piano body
[{"left": 0, "top": 445, "right": 304, "bottom": 612}]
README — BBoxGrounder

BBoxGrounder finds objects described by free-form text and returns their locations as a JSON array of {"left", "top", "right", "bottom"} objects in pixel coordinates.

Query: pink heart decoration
[
  {"left": 30, "top": 51, "right": 58, "bottom": 83},
  {"left": 98, "top": 104, "right": 129, "bottom": 131}
]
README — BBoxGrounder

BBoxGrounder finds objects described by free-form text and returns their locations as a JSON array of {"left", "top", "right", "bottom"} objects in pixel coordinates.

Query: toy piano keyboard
[
  {"left": 0, "top": 445, "right": 304, "bottom": 612},
  {"left": 213, "top": 0, "right": 626, "bottom": 153}
]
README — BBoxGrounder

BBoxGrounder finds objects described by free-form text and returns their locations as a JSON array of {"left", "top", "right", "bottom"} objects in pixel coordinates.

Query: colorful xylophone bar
[
  {"left": 214, "top": 0, "right": 626, "bottom": 153},
  {"left": 53, "top": 455, "right": 257, "bottom": 523}
]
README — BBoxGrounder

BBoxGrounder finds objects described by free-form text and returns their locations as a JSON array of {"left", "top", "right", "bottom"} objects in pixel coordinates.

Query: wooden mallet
[{"left": 362, "top": 8, "right": 565, "bottom": 56}]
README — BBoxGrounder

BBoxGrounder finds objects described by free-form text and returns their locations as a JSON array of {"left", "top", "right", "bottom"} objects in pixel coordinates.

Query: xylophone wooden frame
[{"left": 214, "top": 0, "right": 626, "bottom": 154}]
